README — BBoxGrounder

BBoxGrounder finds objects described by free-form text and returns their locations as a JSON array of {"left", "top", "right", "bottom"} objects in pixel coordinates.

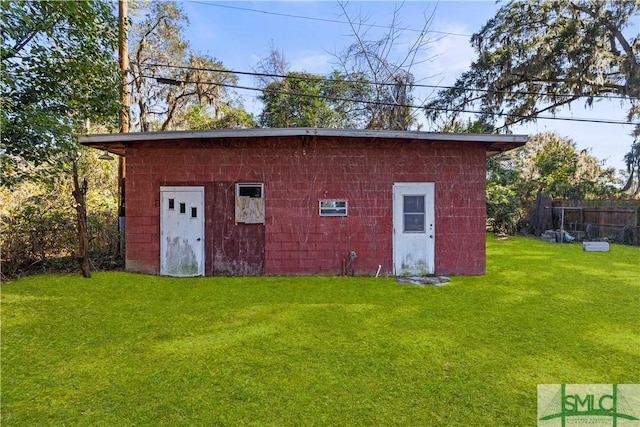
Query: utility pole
[
  {"left": 119, "top": 0, "right": 129, "bottom": 133},
  {"left": 118, "top": 0, "right": 129, "bottom": 257}
]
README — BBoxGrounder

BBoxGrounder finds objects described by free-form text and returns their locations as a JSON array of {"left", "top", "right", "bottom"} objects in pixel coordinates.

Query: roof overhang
[{"left": 78, "top": 127, "right": 527, "bottom": 157}]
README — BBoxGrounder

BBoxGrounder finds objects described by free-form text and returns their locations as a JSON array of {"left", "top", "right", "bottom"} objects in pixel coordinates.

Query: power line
[
  {"left": 185, "top": 1, "right": 471, "bottom": 38},
  {"left": 140, "top": 74, "right": 640, "bottom": 127},
  {"left": 138, "top": 62, "right": 639, "bottom": 102}
]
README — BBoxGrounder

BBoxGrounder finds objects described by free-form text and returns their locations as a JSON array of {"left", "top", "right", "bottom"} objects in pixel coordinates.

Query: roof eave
[{"left": 78, "top": 128, "right": 527, "bottom": 158}]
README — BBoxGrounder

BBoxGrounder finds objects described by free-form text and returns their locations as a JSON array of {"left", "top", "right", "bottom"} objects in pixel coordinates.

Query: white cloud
[
  {"left": 413, "top": 25, "right": 475, "bottom": 87},
  {"left": 290, "top": 51, "right": 334, "bottom": 74}
]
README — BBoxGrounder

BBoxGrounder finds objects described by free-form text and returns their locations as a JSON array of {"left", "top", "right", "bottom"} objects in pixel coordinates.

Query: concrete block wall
[{"left": 124, "top": 136, "right": 487, "bottom": 276}]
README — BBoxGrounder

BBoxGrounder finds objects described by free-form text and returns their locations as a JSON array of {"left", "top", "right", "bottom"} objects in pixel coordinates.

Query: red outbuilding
[{"left": 80, "top": 128, "right": 526, "bottom": 277}]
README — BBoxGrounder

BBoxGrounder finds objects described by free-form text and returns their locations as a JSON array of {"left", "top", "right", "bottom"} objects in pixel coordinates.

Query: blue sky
[{"left": 176, "top": 1, "right": 636, "bottom": 172}]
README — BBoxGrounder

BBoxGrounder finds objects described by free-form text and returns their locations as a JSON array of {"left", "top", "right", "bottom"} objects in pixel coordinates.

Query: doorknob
[{"left": 197, "top": 238, "right": 201, "bottom": 241}]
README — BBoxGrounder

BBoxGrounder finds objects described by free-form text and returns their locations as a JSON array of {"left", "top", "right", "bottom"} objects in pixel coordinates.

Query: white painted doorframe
[
  {"left": 392, "top": 183, "right": 435, "bottom": 276},
  {"left": 160, "top": 186, "right": 205, "bottom": 276}
]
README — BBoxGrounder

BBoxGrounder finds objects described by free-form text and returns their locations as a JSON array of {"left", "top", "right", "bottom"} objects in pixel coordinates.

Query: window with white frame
[
  {"left": 319, "top": 200, "right": 348, "bottom": 216},
  {"left": 403, "top": 195, "right": 425, "bottom": 232}
]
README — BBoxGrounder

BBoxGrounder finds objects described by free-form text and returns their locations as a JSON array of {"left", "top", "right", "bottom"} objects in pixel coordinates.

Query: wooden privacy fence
[{"left": 551, "top": 200, "right": 640, "bottom": 246}]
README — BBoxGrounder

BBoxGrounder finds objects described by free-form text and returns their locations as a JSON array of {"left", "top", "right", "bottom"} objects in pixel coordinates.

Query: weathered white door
[
  {"left": 160, "top": 186, "right": 204, "bottom": 276},
  {"left": 393, "top": 183, "right": 435, "bottom": 276}
]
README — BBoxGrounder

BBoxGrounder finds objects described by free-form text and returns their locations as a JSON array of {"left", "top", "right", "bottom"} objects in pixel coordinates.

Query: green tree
[
  {"left": 486, "top": 156, "right": 526, "bottom": 235},
  {"left": 259, "top": 72, "right": 329, "bottom": 127},
  {"left": 259, "top": 71, "right": 366, "bottom": 128},
  {"left": 129, "top": 1, "right": 243, "bottom": 131},
  {"left": 622, "top": 142, "right": 640, "bottom": 196},
  {"left": 424, "top": 1, "right": 639, "bottom": 133},
  {"left": 253, "top": 46, "right": 375, "bottom": 129},
  {"left": 321, "top": 70, "right": 373, "bottom": 129},
  {"left": 184, "top": 104, "right": 255, "bottom": 130},
  {"left": 518, "top": 133, "right": 620, "bottom": 200},
  {"left": 1, "top": 0, "right": 122, "bottom": 276},
  {"left": 486, "top": 133, "right": 621, "bottom": 234},
  {"left": 0, "top": 147, "right": 120, "bottom": 277},
  {"left": 1, "top": 0, "right": 121, "bottom": 186},
  {"left": 255, "top": 0, "right": 434, "bottom": 131}
]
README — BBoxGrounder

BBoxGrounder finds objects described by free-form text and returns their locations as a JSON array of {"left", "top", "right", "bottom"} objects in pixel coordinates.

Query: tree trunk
[
  {"left": 72, "top": 159, "right": 91, "bottom": 278},
  {"left": 528, "top": 190, "right": 553, "bottom": 236}
]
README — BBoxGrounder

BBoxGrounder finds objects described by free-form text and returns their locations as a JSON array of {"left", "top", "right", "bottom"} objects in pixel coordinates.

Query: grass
[{"left": 1, "top": 235, "right": 639, "bottom": 426}]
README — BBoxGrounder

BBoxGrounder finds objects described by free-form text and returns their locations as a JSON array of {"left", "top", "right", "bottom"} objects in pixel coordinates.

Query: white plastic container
[{"left": 582, "top": 241, "right": 610, "bottom": 252}]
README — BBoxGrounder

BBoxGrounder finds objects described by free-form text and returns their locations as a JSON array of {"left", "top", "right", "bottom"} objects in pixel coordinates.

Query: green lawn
[{"left": 2, "top": 236, "right": 639, "bottom": 426}]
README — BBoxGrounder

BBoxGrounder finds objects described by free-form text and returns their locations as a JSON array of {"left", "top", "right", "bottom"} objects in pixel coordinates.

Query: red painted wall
[{"left": 124, "top": 136, "right": 487, "bottom": 276}]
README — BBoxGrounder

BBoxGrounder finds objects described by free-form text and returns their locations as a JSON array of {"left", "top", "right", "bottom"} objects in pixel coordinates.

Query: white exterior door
[
  {"left": 393, "top": 183, "right": 435, "bottom": 276},
  {"left": 160, "top": 186, "right": 205, "bottom": 276}
]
